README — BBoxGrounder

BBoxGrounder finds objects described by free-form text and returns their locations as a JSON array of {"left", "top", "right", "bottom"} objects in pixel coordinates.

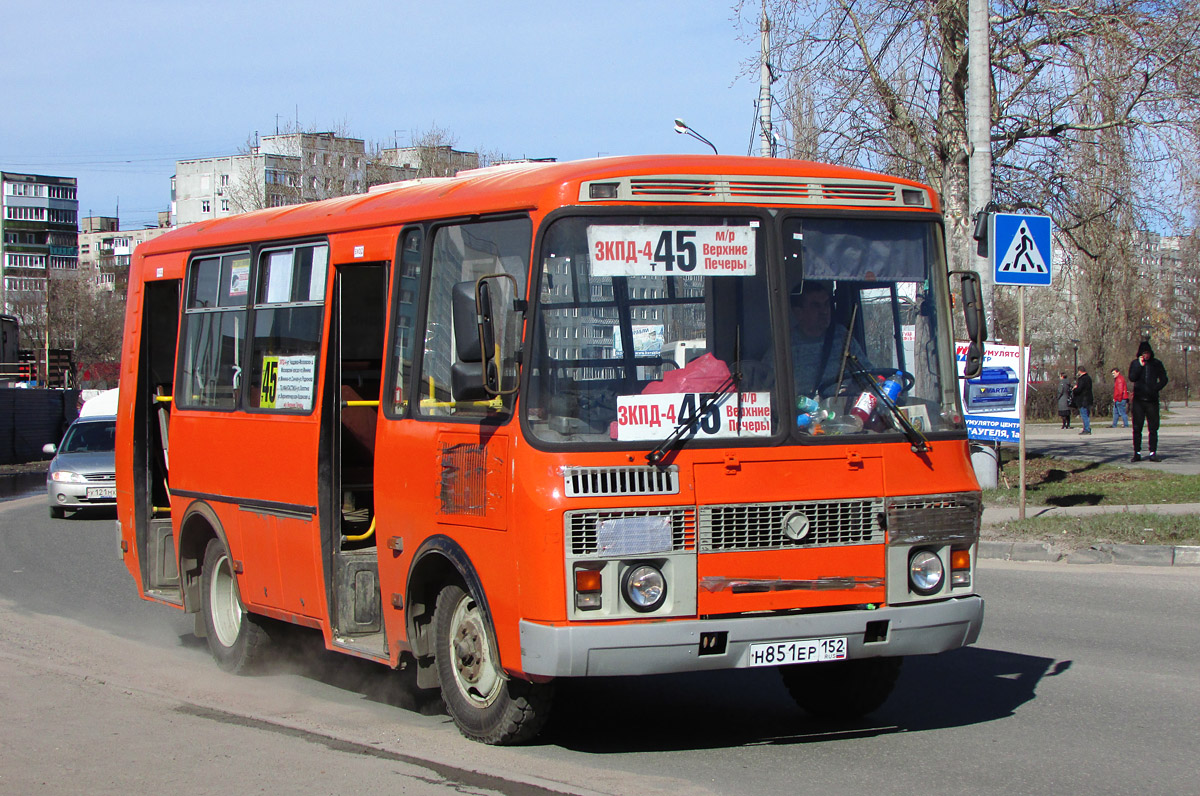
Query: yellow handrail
[{"left": 344, "top": 516, "right": 375, "bottom": 542}]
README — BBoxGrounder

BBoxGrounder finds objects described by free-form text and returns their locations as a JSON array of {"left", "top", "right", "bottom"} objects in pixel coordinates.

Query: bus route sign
[{"left": 990, "top": 213, "right": 1052, "bottom": 287}]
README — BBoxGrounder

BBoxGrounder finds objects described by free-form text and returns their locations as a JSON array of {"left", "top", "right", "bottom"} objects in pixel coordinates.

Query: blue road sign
[{"left": 991, "top": 213, "right": 1052, "bottom": 286}]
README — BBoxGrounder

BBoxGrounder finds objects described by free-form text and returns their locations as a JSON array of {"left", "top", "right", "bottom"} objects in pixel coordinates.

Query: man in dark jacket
[
  {"left": 1072, "top": 366, "right": 1094, "bottom": 435},
  {"left": 1129, "top": 341, "right": 1169, "bottom": 462}
]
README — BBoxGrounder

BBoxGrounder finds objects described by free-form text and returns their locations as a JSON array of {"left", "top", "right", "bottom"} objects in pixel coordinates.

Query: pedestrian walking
[
  {"left": 1110, "top": 366, "right": 1130, "bottom": 427},
  {"left": 1072, "top": 366, "right": 1094, "bottom": 434},
  {"left": 1056, "top": 372, "right": 1072, "bottom": 428},
  {"left": 1129, "top": 341, "right": 1169, "bottom": 462}
]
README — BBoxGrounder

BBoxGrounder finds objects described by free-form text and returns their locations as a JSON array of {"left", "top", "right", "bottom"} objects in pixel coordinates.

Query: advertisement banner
[{"left": 955, "top": 342, "right": 1030, "bottom": 443}]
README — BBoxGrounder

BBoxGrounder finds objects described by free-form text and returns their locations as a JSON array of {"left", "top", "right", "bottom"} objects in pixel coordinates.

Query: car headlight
[
  {"left": 622, "top": 564, "right": 667, "bottom": 612},
  {"left": 908, "top": 549, "right": 945, "bottom": 596},
  {"left": 50, "top": 470, "right": 86, "bottom": 483}
]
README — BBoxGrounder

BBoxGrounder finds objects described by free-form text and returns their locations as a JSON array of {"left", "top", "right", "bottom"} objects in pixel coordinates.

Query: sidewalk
[{"left": 978, "top": 404, "right": 1200, "bottom": 566}]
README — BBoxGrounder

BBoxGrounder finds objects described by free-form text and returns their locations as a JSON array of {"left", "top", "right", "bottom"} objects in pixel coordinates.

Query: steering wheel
[{"left": 816, "top": 368, "right": 915, "bottom": 396}]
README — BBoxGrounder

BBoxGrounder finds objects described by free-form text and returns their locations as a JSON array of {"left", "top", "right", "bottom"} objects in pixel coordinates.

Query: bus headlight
[
  {"left": 908, "top": 549, "right": 944, "bottom": 596},
  {"left": 622, "top": 564, "right": 667, "bottom": 612}
]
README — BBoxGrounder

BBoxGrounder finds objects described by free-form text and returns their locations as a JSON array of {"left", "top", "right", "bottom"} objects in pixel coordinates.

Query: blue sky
[{"left": 1, "top": 1, "right": 763, "bottom": 229}]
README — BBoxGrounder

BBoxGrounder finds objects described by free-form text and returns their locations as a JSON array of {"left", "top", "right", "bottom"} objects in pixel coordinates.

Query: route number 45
[{"left": 655, "top": 230, "right": 697, "bottom": 272}]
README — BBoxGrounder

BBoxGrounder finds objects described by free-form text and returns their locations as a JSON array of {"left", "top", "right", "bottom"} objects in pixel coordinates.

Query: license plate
[
  {"left": 746, "top": 636, "right": 847, "bottom": 667},
  {"left": 86, "top": 486, "right": 116, "bottom": 500}
]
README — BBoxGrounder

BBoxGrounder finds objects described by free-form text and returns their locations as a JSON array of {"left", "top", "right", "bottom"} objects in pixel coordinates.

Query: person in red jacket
[{"left": 1110, "top": 366, "right": 1130, "bottom": 428}]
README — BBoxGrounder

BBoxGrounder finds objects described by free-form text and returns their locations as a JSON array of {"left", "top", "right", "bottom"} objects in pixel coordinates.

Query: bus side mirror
[
  {"left": 951, "top": 270, "right": 987, "bottom": 379},
  {"left": 450, "top": 274, "right": 518, "bottom": 400},
  {"left": 451, "top": 281, "right": 488, "bottom": 401}
]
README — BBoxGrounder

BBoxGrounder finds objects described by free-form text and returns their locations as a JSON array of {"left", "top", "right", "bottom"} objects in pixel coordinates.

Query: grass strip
[
  {"left": 983, "top": 451, "right": 1200, "bottom": 507},
  {"left": 984, "top": 512, "right": 1200, "bottom": 547}
]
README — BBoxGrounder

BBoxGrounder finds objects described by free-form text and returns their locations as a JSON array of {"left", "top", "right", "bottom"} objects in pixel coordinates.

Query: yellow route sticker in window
[{"left": 260, "top": 356, "right": 279, "bottom": 408}]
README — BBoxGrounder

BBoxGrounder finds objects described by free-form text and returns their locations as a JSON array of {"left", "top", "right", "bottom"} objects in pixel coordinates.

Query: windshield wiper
[
  {"left": 645, "top": 372, "right": 737, "bottom": 466},
  {"left": 647, "top": 325, "right": 746, "bottom": 465},
  {"left": 845, "top": 355, "right": 929, "bottom": 454}
]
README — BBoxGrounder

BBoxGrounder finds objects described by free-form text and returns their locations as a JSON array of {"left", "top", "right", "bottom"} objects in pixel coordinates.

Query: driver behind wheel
[{"left": 790, "top": 281, "right": 872, "bottom": 398}]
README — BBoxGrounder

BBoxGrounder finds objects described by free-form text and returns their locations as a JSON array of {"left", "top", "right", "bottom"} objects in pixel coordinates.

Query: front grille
[
  {"left": 563, "top": 466, "right": 679, "bottom": 497},
  {"left": 566, "top": 507, "right": 696, "bottom": 556},
  {"left": 84, "top": 472, "right": 115, "bottom": 482},
  {"left": 886, "top": 492, "right": 981, "bottom": 546},
  {"left": 698, "top": 499, "right": 885, "bottom": 552}
]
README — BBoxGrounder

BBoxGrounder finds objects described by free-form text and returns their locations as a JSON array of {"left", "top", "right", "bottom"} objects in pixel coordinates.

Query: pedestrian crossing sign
[{"left": 990, "top": 213, "right": 1052, "bottom": 286}]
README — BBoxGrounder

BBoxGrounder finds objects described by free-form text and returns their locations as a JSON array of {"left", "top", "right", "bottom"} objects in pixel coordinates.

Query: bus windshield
[
  {"left": 526, "top": 212, "right": 775, "bottom": 448},
  {"left": 525, "top": 212, "right": 962, "bottom": 448}
]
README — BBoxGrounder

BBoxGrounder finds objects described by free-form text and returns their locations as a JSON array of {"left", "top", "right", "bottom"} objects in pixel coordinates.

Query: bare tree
[
  {"left": 744, "top": 0, "right": 1200, "bottom": 358},
  {"left": 48, "top": 273, "right": 125, "bottom": 378}
]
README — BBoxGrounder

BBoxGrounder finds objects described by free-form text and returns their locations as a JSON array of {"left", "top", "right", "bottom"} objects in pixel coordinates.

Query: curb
[{"left": 979, "top": 541, "right": 1200, "bottom": 567}]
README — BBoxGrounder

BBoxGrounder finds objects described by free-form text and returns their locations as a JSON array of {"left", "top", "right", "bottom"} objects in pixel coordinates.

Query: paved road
[{"left": 2, "top": 497, "right": 1199, "bottom": 795}]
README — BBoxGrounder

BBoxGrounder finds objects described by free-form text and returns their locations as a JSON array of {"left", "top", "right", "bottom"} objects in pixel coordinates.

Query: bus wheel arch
[
  {"left": 405, "top": 537, "right": 553, "bottom": 744},
  {"left": 405, "top": 536, "right": 496, "bottom": 685},
  {"left": 178, "top": 501, "right": 226, "bottom": 614}
]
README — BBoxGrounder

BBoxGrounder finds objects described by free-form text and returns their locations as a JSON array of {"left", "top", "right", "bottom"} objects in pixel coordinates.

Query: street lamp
[
  {"left": 673, "top": 118, "right": 719, "bottom": 155},
  {"left": 1071, "top": 339, "right": 1079, "bottom": 374},
  {"left": 1185, "top": 345, "right": 1191, "bottom": 408}
]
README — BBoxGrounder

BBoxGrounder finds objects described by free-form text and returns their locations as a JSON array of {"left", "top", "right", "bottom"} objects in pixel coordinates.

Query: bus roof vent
[
  {"left": 580, "top": 175, "right": 912, "bottom": 207},
  {"left": 562, "top": 465, "right": 680, "bottom": 497},
  {"left": 629, "top": 178, "right": 719, "bottom": 198}
]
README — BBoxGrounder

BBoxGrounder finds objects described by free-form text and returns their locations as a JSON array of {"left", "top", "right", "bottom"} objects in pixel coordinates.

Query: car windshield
[
  {"left": 60, "top": 420, "right": 116, "bottom": 453},
  {"left": 523, "top": 213, "right": 963, "bottom": 450}
]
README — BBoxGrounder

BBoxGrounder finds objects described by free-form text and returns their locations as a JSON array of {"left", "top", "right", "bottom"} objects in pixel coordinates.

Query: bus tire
[
  {"left": 780, "top": 656, "right": 902, "bottom": 720},
  {"left": 200, "top": 537, "right": 271, "bottom": 674},
  {"left": 433, "top": 584, "right": 552, "bottom": 745}
]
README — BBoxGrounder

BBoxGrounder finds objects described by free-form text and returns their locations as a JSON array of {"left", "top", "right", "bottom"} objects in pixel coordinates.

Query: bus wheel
[
  {"left": 201, "top": 538, "right": 271, "bottom": 673},
  {"left": 780, "top": 656, "right": 902, "bottom": 720},
  {"left": 433, "top": 584, "right": 553, "bottom": 744}
]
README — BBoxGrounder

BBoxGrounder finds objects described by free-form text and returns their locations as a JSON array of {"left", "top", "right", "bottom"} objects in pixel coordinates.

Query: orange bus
[{"left": 115, "top": 155, "right": 988, "bottom": 744}]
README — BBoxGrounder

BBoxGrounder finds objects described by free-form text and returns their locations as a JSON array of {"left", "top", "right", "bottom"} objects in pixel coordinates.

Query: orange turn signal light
[
  {"left": 575, "top": 568, "right": 603, "bottom": 593},
  {"left": 951, "top": 549, "right": 971, "bottom": 571}
]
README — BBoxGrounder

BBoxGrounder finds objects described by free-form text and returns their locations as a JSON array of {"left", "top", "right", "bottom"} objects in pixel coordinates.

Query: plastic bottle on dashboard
[
  {"left": 849, "top": 386, "right": 878, "bottom": 427},
  {"left": 880, "top": 372, "right": 904, "bottom": 403}
]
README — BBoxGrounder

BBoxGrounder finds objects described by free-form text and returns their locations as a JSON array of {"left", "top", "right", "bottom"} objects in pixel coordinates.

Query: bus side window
[
  {"left": 417, "top": 218, "right": 530, "bottom": 419},
  {"left": 246, "top": 243, "right": 328, "bottom": 413},
  {"left": 178, "top": 252, "right": 250, "bottom": 410},
  {"left": 389, "top": 227, "right": 423, "bottom": 414}
]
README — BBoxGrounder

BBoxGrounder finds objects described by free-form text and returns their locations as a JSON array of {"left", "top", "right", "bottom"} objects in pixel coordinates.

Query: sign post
[{"left": 991, "top": 213, "right": 1053, "bottom": 520}]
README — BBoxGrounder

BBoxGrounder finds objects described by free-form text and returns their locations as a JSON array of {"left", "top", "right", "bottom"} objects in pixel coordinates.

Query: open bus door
[
  {"left": 324, "top": 262, "right": 389, "bottom": 657},
  {"left": 130, "top": 279, "right": 181, "bottom": 603}
]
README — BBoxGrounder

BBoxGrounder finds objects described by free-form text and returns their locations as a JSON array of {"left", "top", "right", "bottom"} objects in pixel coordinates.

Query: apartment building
[
  {"left": 1, "top": 171, "right": 79, "bottom": 316},
  {"left": 173, "top": 132, "right": 389, "bottom": 225},
  {"left": 1133, "top": 230, "right": 1199, "bottom": 347},
  {"left": 77, "top": 215, "right": 171, "bottom": 292},
  {"left": 171, "top": 132, "right": 485, "bottom": 225}
]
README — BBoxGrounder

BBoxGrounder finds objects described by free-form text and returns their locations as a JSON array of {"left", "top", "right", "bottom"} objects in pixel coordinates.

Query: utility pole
[
  {"left": 968, "top": 0, "right": 993, "bottom": 330},
  {"left": 759, "top": 4, "right": 774, "bottom": 157}
]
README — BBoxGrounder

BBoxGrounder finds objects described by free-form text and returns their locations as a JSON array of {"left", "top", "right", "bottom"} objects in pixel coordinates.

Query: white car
[{"left": 44, "top": 415, "right": 116, "bottom": 518}]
